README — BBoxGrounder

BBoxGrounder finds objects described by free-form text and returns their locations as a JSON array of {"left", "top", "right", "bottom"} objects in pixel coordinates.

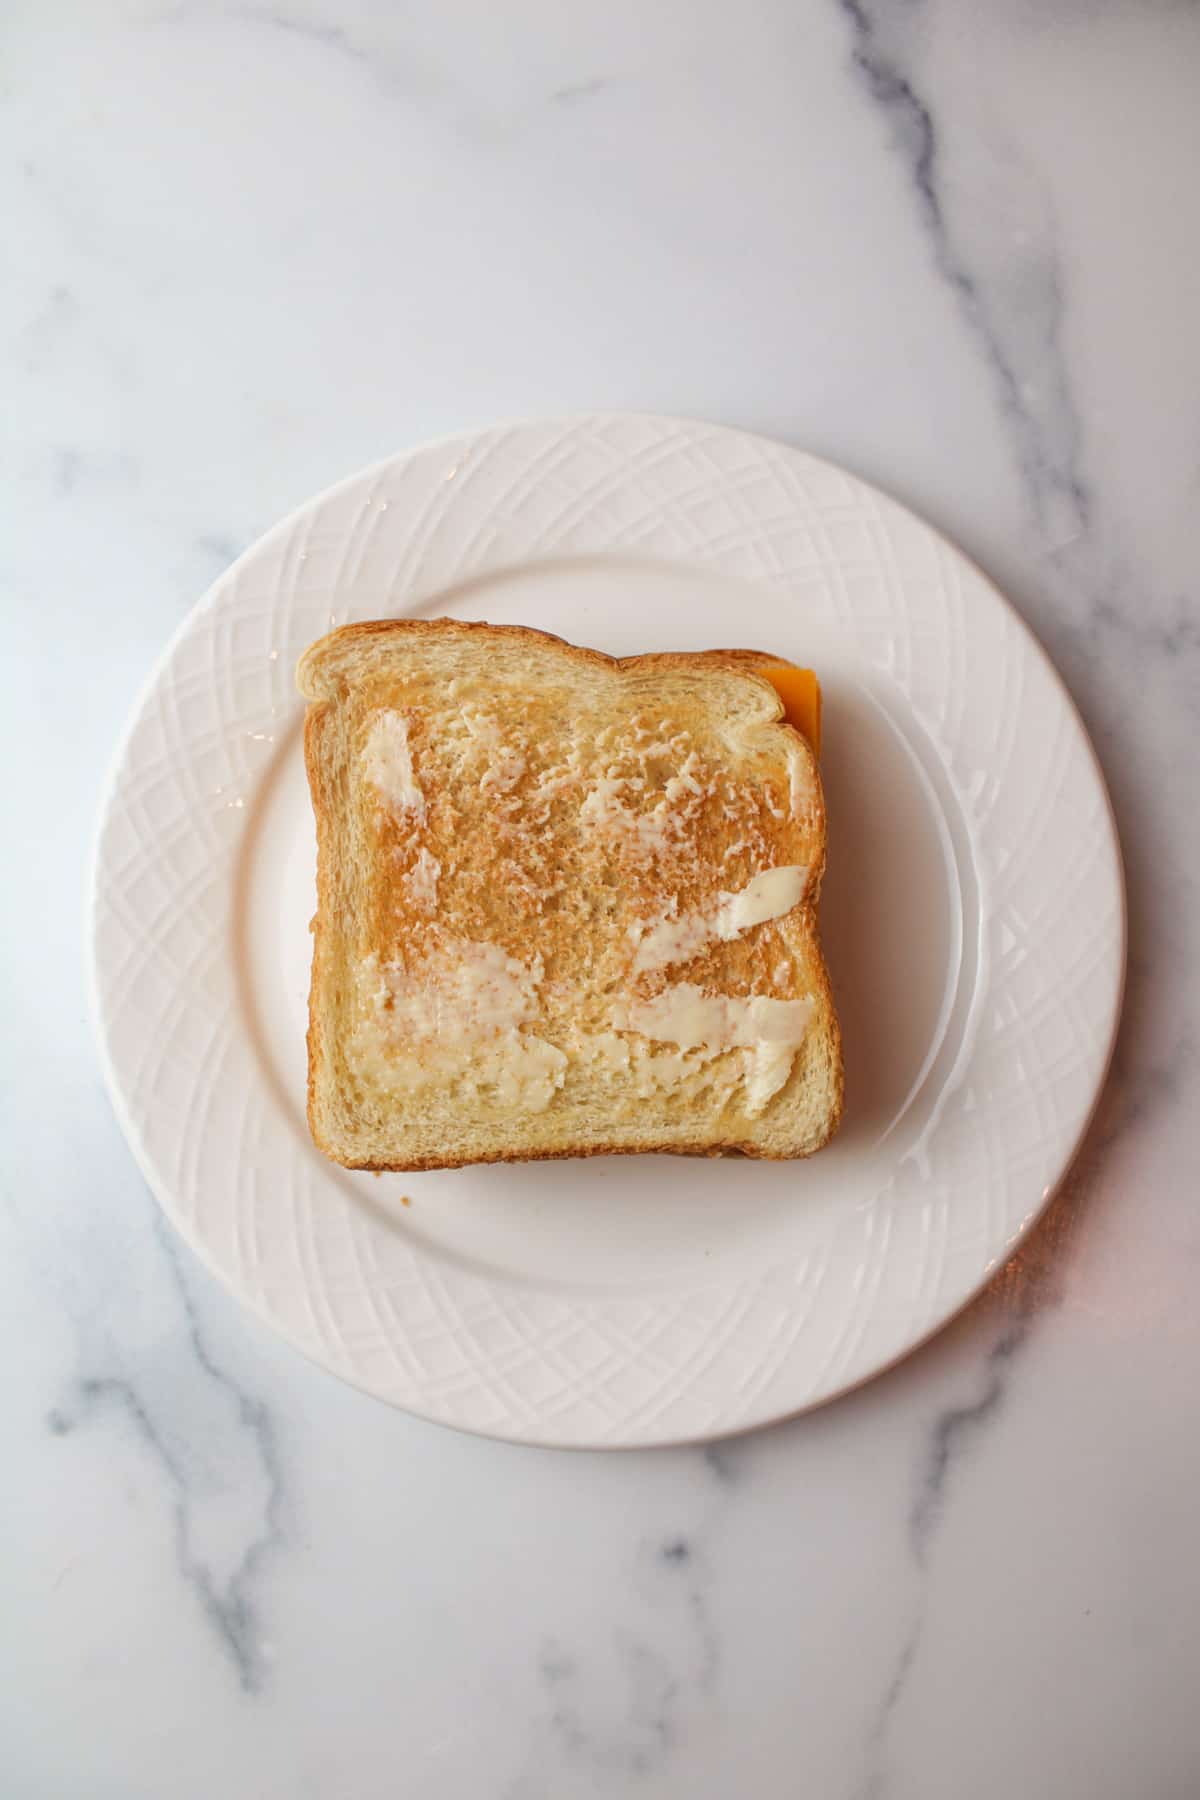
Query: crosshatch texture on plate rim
[{"left": 88, "top": 414, "right": 1125, "bottom": 1447}]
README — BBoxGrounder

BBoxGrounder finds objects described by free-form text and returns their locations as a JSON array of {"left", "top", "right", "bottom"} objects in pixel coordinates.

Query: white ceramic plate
[{"left": 90, "top": 415, "right": 1123, "bottom": 1447}]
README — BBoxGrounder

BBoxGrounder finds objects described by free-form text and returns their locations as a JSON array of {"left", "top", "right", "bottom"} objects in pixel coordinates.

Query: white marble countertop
[{"left": 4, "top": 3, "right": 1198, "bottom": 1794}]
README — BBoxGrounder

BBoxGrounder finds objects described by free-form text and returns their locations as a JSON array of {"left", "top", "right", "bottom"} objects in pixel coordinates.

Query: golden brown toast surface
[{"left": 298, "top": 619, "right": 843, "bottom": 1169}]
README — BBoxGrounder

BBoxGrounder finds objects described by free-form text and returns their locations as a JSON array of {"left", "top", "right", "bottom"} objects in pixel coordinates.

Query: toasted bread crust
[{"left": 301, "top": 619, "right": 843, "bottom": 1170}]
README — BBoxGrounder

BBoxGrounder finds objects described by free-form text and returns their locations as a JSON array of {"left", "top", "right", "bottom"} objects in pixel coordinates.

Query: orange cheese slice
[{"left": 760, "top": 664, "right": 821, "bottom": 759}]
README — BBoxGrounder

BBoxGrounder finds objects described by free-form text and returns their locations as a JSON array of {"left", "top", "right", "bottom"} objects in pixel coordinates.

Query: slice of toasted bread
[{"left": 298, "top": 619, "right": 843, "bottom": 1170}]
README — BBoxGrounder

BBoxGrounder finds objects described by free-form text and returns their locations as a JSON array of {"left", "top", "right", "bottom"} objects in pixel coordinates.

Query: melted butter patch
[
  {"left": 716, "top": 865, "right": 808, "bottom": 935},
  {"left": 630, "top": 907, "right": 709, "bottom": 973},
  {"left": 579, "top": 776, "right": 678, "bottom": 853},
  {"left": 578, "top": 1030, "right": 632, "bottom": 1075},
  {"left": 612, "top": 983, "right": 813, "bottom": 1114},
  {"left": 363, "top": 711, "right": 425, "bottom": 815},
  {"left": 354, "top": 943, "right": 812, "bottom": 1118},
  {"left": 576, "top": 1031, "right": 742, "bottom": 1108},
  {"left": 578, "top": 747, "right": 713, "bottom": 855},
  {"left": 404, "top": 847, "right": 440, "bottom": 912},
  {"left": 578, "top": 776, "right": 629, "bottom": 828},
  {"left": 355, "top": 942, "right": 567, "bottom": 1111},
  {"left": 633, "top": 865, "right": 808, "bottom": 974},
  {"left": 480, "top": 749, "right": 526, "bottom": 793},
  {"left": 377, "top": 939, "right": 540, "bottom": 1037}
]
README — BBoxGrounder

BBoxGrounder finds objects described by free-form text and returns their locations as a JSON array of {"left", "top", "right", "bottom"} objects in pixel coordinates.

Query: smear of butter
[
  {"left": 480, "top": 750, "right": 526, "bottom": 793},
  {"left": 633, "top": 865, "right": 808, "bottom": 973},
  {"left": 363, "top": 710, "right": 424, "bottom": 816},
  {"left": 579, "top": 773, "right": 687, "bottom": 853},
  {"left": 404, "top": 847, "right": 440, "bottom": 912},
  {"left": 358, "top": 941, "right": 566, "bottom": 1111},
  {"left": 377, "top": 940, "right": 540, "bottom": 1038},
  {"left": 579, "top": 776, "right": 629, "bottom": 829},
  {"left": 630, "top": 908, "right": 709, "bottom": 972},
  {"left": 715, "top": 866, "right": 808, "bottom": 936},
  {"left": 613, "top": 983, "right": 813, "bottom": 1113}
]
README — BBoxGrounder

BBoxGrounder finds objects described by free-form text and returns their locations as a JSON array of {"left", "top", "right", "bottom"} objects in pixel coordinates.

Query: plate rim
[{"left": 87, "top": 411, "right": 1127, "bottom": 1447}]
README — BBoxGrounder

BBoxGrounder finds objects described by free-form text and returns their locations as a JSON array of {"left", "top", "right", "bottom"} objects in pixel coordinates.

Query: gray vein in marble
[
  {"left": 853, "top": 1620, "right": 922, "bottom": 1800},
  {"left": 52, "top": 448, "right": 85, "bottom": 497},
  {"left": 195, "top": 530, "right": 243, "bottom": 568},
  {"left": 1105, "top": 1031, "right": 1197, "bottom": 1145},
  {"left": 1089, "top": 577, "right": 1200, "bottom": 686},
  {"left": 701, "top": 1439, "right": 745, "bottom": 1485},
  {"left": 49, "top": 1217, "right": 283, "bottom": 1693},
  {"left": 839, "top": 0, "right": 1091, "bottom": 539},
  {"left": 856, "top": 1307, "right": 1041, "bottom": 1797},
  {"left": 227, "top": 5, "right": 373, "bottom": 67},
  {"left": 49, "top": 1376, "right": 268, "bottom": 1689},
  {"left": 639, "top": 1533, "right": 720, "bottom": 1698},
  {"left": 909, "top": 1317, "right": 1028, "bottom": 1561},
  {"left": 152, "top": 1, "right": 426, "bottom": 108},
  {"left": 211, "top": 4, "right": 467, "bottom": 117},
  {"left": 205, "top": 6, "right": 614, "bottom": 131},
  {"left": 521, "top": 1531, "right": 718, "bottom": 1786},
  {"left": 49, "top": 446, "right": 139, "bottom": 498},
  {"left": 549, "top": 76, "right": 615, "bottom": 106},
  {"left": 537, "top": 1632, "right": 679, "bottom": 1778},
  {"left": 17, "top": 285, "right": 79, "bottom": 372},
  {"left": 1065, "top": 1023, "right": 1198, "bottom": 1239}
]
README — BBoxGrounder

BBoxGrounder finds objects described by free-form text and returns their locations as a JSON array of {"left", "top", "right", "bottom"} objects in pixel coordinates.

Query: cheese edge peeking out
[{"left": 761, "top": 664, "right": 821, "bottom": 758}]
